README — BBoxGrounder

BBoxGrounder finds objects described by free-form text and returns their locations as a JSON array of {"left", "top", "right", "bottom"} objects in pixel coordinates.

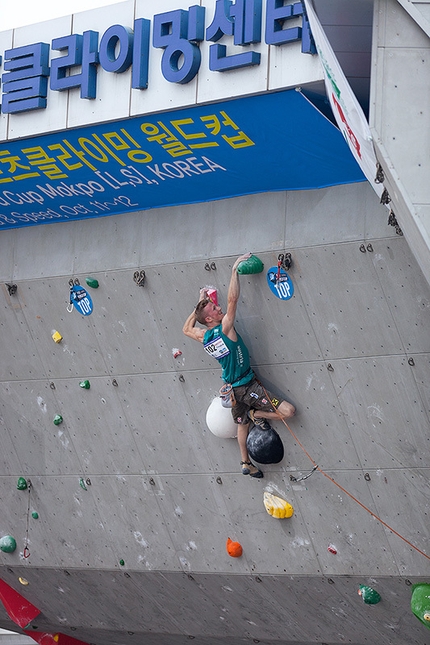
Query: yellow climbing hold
[
  {"left": 263, "top": 492, "right": 294, "bottom": 518},
  {"left": 52, "top": 331, "right": 62, "bottom": 343}
]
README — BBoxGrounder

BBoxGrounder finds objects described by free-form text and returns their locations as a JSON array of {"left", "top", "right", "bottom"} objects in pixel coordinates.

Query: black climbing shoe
[
  {"left": 241, "top": 461, "right": 263, "bottom": 478},
  {"left": 241, "top": 461, "right": 251, "bottom": 475},
  {"left": 248, "top": 409, "right": 272, "bottom": 431}
]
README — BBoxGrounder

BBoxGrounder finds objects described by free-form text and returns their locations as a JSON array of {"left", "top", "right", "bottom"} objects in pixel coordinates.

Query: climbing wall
[{"left": 0, "top": 181, "right": 430, "bottom": 645}]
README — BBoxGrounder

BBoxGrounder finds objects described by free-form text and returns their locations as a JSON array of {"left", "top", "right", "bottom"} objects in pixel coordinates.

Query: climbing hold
[
  {"left": 79, "top": 380, "right": 91, "bottom": 389},
  {"left": 246, "top": 425, "right": 284, "bottom": 464},
  {"left": 327, "top": 544, "right": 337, "bottom": 554},
  {"left": 226, "top": 538, "right": 242, "bottom": 558},
  {"left": 411, "top": 583, "right": 430, "bottom": 628},
  {"left": 207, "top": 288, "right": 218, "bottom": 305},
  {"left": 85, "top": 276, "right": 99, "bottom": 289},
  {"left": 18, "top": 577, "right": 29, "bottom": 586},
  {"left": 53, "top": 414, "right": 63, "bottom": 426},
  {"left": 237, "top": 254, "right": 264, "bottom": 274},
  {"left": 263, "top": 492, "right": 294, "bottom": 518},
  {"left": 0, "top": 536, "right": 17, "bottom": 553},
  {"left": 79, "top": 478, "right": 87, "bottom": 491},
  {"left": 119, "top": 559, "right": 125, "bottom": 566},
  {"left": 31, "top": 512, "right": 39, "bottom": 520},
  {"left": 358, "top": 585, "right": 381, "bottom": 604},
  {"left": 52, "top": 331, "right": 62, "bottom": 343},
  {"left": 17, "top": 477, "right": 28, "bottom": 490},
  {"left": 172, "top": 348, "right": 182, "bottom": 359},
  {"left": 206, "top": 397, "right": 237, "bottom": 438}
]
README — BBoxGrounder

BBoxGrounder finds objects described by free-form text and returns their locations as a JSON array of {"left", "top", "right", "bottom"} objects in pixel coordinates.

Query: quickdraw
[
  {"left": 67, "top": 278, "right": 81, "bottom": 312},
  {"left": 290, "top": 465, "right": 318, "bottom": 482},
  {"left": 23, "top": 480, "right": 32, "bottom": 559},
  {"left": 277, "top": 253, "right": 292, "bottom": 282}
]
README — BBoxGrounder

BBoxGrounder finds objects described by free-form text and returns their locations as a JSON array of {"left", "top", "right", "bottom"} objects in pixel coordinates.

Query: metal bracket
[
  {"left": 388, "top": 210, "right": 403, "bottom": 236},
  {"left": 278, "top": 253, "right": 292, "bottom": 271},
  {"left": 133, "top": 270, "right": 146, "bottom": 287},
  {"left": 5, "top": 283, "right": 17, "bottom": 296}
]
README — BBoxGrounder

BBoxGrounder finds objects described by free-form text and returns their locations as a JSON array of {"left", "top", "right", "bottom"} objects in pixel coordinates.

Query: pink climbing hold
[{"left": 207, "top": 288, "right": 218, "bottom": 305}]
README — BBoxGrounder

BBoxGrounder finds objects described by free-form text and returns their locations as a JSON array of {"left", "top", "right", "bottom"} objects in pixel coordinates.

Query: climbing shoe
[
  {"left": 241, "top": 461, "right": 251, "bottom": 475},
  {"left": 248, "top": 409, "right": 272, "bottom": 431},
  {"left": 241, "top": 461, "right": 264, "bottom": 478}
]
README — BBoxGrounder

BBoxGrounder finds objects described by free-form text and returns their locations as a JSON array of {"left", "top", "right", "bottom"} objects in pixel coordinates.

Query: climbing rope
[{"left": 261, "top": 386, "right": 430, "bottom": 562}]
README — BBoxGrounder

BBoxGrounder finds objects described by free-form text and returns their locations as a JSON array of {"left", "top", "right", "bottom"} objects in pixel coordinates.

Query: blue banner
[{"left": 0, "top": 90, "right": 365, "bottom": 230}]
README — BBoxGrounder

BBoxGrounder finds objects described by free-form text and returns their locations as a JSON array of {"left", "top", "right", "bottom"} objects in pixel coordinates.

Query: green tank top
[{"left": 203, "top": 325, "right": 254, "bottom": 386}]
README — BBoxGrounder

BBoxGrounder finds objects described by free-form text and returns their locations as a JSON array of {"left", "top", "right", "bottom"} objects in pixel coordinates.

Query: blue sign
[
  {"left": 0, "top": 90, "right": 365, "bottom": 230},
  {"left": 70, "top": 284, "right": 93, "bottom": 316},
  {"left": 267, "top": 266, "right": 294, "bottom": 300}
]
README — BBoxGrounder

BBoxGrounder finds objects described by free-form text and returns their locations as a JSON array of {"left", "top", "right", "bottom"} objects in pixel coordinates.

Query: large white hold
[{"left": 205, "top": 397, "right": 237, "bottom": 438}]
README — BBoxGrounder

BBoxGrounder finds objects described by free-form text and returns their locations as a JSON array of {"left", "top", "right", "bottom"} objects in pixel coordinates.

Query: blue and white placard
[
  {"left": 70, "top": 284, "right": 93, "bottom": 316},
  {"left": 266, "top": 266, "right": 294, "bottom": 301}
]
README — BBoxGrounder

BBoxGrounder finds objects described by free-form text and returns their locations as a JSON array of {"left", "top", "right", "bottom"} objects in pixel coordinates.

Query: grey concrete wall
[
  {"left": 1, "top": 182, "right": 430, "bottom": 645},
  {"left": 371, "top": 0, "right": 430, "bottom": 286}
]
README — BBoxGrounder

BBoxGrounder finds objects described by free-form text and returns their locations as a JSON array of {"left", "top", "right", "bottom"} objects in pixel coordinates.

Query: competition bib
[{"left": 204, "top": 336, "right": 230, "bottom": 359}]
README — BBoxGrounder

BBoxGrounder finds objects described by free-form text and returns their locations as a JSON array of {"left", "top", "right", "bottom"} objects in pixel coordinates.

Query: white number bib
[{"left": 204, "top": 336, "right": 230, "bottom": 359}]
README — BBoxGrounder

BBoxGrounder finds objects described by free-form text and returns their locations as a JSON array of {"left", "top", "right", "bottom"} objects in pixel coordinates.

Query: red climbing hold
[
  {"left": 226, "top": 537, "right": 243, "bottom": 557},
  {"left": 0, "top": 579, "right": 40, "bottom": 628}
]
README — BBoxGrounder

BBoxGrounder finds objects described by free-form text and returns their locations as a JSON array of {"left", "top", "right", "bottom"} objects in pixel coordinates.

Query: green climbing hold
[
  {"left": 53, "top": 414, "right": 63, "bottom": 425},
  {"left": 0, "top": 535, "right": 17, "bottom": 553},
  {"left": 85, "top": 276, "right": 99, "bottom": 289},
  {"left": 31, "top": 512, "right": 39, "bottom": 520},
  {"left": 17, "top": 477, "right": 27, "bottom": 490},
  {"left": 358, "top": 585, "right": 381, "bottom": 605},
  {"left": 237, "top": 254, "right": 264, "bottom": 275},
  {"left": 119, "top": 559, "right": 125, "bottom": 566},
  {"left": 79, "top": 478, "right": 88, "bottom": 491},
  {"left": 79, "top": 380, "right": 90, "bottom": 389},
  {"left": 411, "top": 583, "right": 430, "bottom": 628}
]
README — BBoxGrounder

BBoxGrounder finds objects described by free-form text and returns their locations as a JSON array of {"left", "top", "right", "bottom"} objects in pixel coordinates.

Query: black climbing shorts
[{"left": 232, "top": 378, "right": 282, "bottom": 425}]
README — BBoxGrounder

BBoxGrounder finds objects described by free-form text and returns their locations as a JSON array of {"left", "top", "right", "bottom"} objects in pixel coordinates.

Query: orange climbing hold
[{"left": 226, "top": 537, "right": 243, "bottom": 557}]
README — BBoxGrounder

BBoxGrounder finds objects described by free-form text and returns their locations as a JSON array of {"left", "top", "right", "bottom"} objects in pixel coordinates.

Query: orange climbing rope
[{"left": 262, "top": 386, "right": 430, "bottom": 562}]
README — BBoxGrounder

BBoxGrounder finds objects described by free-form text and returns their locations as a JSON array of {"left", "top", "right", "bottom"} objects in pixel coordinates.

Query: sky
[{"left": 1, "top": 0, "right": 122, "bottom": 30}]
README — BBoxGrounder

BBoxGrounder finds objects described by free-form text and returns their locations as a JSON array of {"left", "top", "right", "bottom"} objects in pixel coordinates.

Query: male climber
[{"left": 183, "top": 252, "right": 295, "bottom": 479}]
